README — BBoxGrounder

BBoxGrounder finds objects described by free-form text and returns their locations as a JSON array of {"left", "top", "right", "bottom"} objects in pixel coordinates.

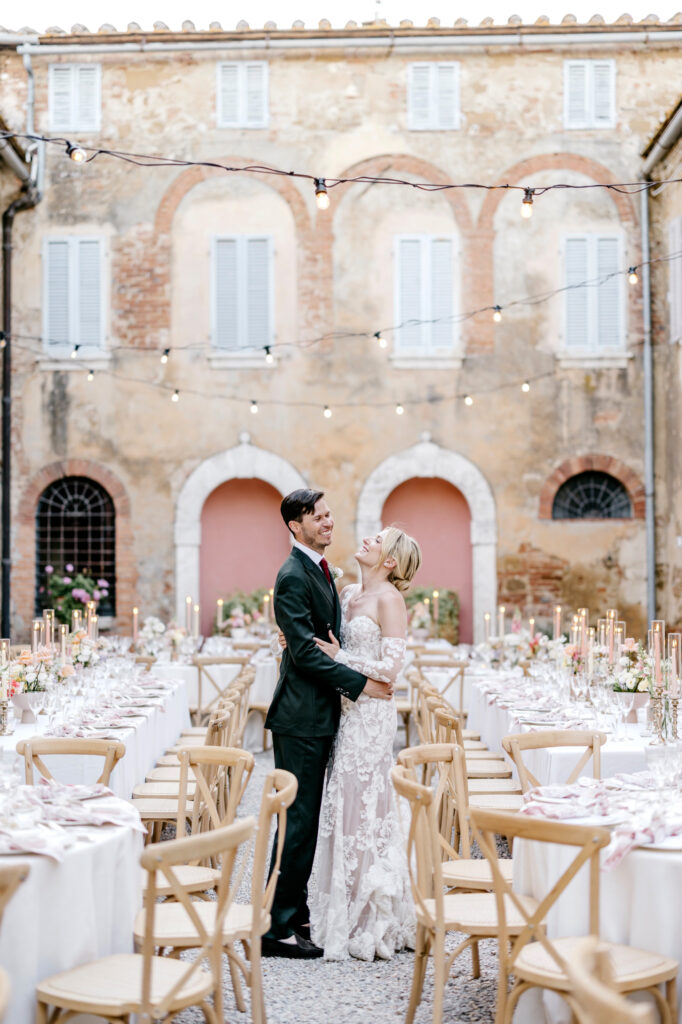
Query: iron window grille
[
  {"left": 35, "top": 476, "right": 116, "bottom": 616},
  {"left": 552, "top": 471, "right": 632, "bottom": 520}
]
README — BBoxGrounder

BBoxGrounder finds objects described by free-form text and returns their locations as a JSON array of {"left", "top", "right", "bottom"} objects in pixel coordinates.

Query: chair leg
[
  {"left": 666, "top": 977, "right": 677, "bottom": 1024},
  {"left": 471, "top": 939, "right": 480, "bottom": 979},
  {"left": 227, "top": 945, "right": 247, "bottom": 1013},
  {"left": 406, "top": 924, "right": 428, "bottom": 1024},
  {"left": 250, "top": 939, "right": 266, "bottom": 1024},
  {"left": 431, "top": 929, "right": 447, "bottom": 1024},
  {"left": 35, "top": 999, "right": 48, "bottom": 1024}
]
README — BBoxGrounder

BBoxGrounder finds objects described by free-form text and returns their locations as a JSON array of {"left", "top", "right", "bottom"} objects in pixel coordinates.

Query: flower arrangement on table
[
  {"left": 613, "top": 638, "right": 653, "bottom": 693},
  {"left": 6, "top": 648, "right": 75, "bottom": 695},
  {"left": 41, "top": 565, "right": 110, "bottom": 625},
  {"left": 214, "top": 589, "right": 268, "bottom": 635},
  {"left": 70, "top": 630, "right": 101, "bottom": 668},
  {"left": 136, "top": 615, "right": 166, "bottom": 656},
  {"left": 405, "top": 588, "right": 460, "bottom": 645}
]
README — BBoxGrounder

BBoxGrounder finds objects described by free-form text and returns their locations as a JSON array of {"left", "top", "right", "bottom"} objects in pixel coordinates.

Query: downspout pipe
[{"left": 640, "top": 186, "right": 656, "bottom": 622}]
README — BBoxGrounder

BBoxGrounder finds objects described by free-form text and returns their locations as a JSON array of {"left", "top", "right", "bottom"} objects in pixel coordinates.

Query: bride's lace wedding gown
[{"left": 310, "top": 584, "right": 415, "bottom": 961}]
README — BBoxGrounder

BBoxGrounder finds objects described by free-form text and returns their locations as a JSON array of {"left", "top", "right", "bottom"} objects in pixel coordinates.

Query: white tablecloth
[
  {"left": 468, "top": 678, "right": 647, "bottom": 782},
  {"left": 513, "top": 833, "right": 682, "bottom": 1022},
  {"left": 1, "top": 680, "right": 190, "bottom": 798},
  {"left": 0, "top": 801, "right": 143, "bottom": 1024}
]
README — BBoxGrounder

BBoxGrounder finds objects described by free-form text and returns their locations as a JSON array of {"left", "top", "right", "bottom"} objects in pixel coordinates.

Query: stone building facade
[{"left": 1, "top": 14, "right": 681, "bottom": 641}]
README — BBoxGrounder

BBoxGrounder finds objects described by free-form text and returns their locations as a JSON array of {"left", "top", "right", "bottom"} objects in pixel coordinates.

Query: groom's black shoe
[{"left": 262, "top": 933, "right": 324, "bottom": 959}]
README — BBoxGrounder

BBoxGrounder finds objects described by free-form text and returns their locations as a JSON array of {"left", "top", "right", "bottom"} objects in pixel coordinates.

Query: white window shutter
[
  {"left": 214, "top": 239, "right": 240, "bottom": 347},
  {"left": 49, "top": 65, "right": 74, "bottom": 131},
  {"left": 565, "top": 61, "right": 588, "bottom": 128},
  {"left": 595, "top": 236, "right": 620, "bottom": 348},
  {"left": 564, "top": 237, "right": 589, "bottom": 347},
  {"left": 669, "top": 217, "right": 682, "bottom": 343},
  {"left": 407, "top": 64, "right": 432, "bottom": 130},
  {"left": 77, "top": 239, "right": 102, "bottom": 347},
  {"left": 435, "top": 64, "right": 459, "bottom": 130},
  {"left": 245, "top": 238, "right": 270, "bottom": 348},
  {"left": 218, "top": 64, "right": 240, "bottom": 126},
  {"left": 76, "top": 65, "right": 100, "bottom": 131},
  {"left": 46, "top": 240, "right": 71, "bottom": 347},
  {"left": 397, "top": 238, "right": 424, "bottom": 348},
  {"left": 592, "top": 62, "right": 614, "bottom": 126},
  {"left": 245, "top": 63, "right": 268, "bottom": 127},
  {"left": 429, "top": 238, "right": 454, "bottom": 348}
]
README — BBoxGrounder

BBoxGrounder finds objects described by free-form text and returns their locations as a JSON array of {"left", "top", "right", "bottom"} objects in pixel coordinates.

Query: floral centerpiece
[
  {"left": 137, "top": 616, "right": 166, "bottom": 656},
  {"left": 405, "top": 588, "right": 460, "bottom": 645},
  {"left": 214, "top": 589, "right": 269, "bottom": 635},
  {"left": 41, "top": 565, "right": 110, "bottom": 625},
  {"left": 613, "top": 639, "right": 653, "bottom": 693},
  {"left": 408, "top": 601, "right": 431, "bottom": 637},
  {"left": 71, "top": 630, "right": 100, "bottom": 668}
]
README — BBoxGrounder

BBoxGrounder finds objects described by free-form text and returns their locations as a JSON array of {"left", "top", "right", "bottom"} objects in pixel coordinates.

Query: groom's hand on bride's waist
[{"left": 363, "top": 678, "right": 393, "bottom": 700}]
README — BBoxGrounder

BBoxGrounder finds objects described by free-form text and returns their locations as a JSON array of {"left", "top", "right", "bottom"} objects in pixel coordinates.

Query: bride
[{"left": 310, "top": 525, "right": 421, "bottom": 961}]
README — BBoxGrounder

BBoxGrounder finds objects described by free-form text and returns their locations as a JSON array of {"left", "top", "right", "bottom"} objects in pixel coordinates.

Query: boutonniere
[{"left": 329, "top": 565, "right": 344, "bottom": 582}]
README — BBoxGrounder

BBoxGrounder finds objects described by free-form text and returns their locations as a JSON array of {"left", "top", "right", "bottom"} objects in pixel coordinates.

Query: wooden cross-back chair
[
  {"left": 36, "top": 817, "right": 256, "bottom": 1024},
  {"left": 134, "top": 655, "right": 156, "bottom": 671},
  {"left": 469, "top": 808, "right": 678, "bottom": 1024},
  {"left": 434, "top": 707, "right": 521, "bottom": 795},
  {"left": 566, "top": 937, "right": 657, "bottom": 1024},
  {"left": 16, "top": 737, "right": 126, "bottom": 787},
  {"left": 390, "top": 765, "right": 539, "bottom": 1024},
  {"left": 0, "top": 862, "right": 30, "bottom": 1023},
  {"left": 501, "top": 730, "right": 607, "bottom": 794},
  {"left": 191, "top": 655, "right": 251, "bottom": 725},
  {"left": 413, "top": 654, "right": 468, "bottom": 717},
  {"left": 134, "top": 769, "right": 298, "bottom": 1024}
]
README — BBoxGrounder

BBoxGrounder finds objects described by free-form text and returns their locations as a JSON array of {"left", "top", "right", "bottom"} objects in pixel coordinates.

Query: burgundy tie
[{"left": 320, "top": 558, "right": 332, "bottom": 585}]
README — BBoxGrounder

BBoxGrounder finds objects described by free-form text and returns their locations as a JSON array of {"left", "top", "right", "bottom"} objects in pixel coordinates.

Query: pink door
[
  {"left": 381, "top": 478, "right": 474, "bottom": 643},
  {"left": 199, "top": 478, "right": 290, "bottom": 635}
]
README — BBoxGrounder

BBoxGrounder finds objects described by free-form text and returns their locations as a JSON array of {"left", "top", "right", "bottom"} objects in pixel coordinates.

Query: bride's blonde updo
[{"left": 378, "top": 526, "right": 421, "bottom": 593}]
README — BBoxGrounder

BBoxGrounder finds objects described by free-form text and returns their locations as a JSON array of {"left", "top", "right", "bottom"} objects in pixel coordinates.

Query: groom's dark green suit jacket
[{"left": 265, "top": 547, "right": 367, "bottom": 736}]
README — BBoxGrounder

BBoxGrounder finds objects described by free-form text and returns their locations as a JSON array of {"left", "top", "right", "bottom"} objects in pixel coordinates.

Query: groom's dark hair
[{"left": 281, "top": 489, "right": 325, "bottom": 534}]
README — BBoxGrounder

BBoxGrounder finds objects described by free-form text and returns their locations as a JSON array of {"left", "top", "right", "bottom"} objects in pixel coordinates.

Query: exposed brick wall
[
  {"left": 538, "top": 454, "right": 646, "bottom": 519},
  {"left": 13, "top": 460, "right": 137, "bottom": 639},
  {"left": 498, "top": 542, "right": 568, "bottom": 611}
]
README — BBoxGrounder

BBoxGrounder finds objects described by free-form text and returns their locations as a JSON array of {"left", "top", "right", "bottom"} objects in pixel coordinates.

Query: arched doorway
[
  {"left": 382, "top": 478, "right": 474, "bottom": 642},
  {"left": 199, "top": 478, "right": 289, "bottom": 635}
]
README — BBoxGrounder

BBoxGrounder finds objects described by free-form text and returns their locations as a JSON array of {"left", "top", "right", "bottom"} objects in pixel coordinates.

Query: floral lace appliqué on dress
[{"left": 310, "top": 585, "right": 415, "bottom": 961}]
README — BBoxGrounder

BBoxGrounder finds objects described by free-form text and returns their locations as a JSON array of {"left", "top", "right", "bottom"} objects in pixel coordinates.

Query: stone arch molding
[
  {"left": 174, "top": 439, "right": 306, "bottom": 621},
  {"left": 356, "top": 442, "right": 497, "bottom": 643}
]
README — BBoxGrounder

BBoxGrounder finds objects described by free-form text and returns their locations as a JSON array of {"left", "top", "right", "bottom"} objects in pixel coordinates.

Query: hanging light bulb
[
  {"left": 87, "top": 369, "right": 94, "bottom": 382},
  {"left": 250, "top": 400, "right": 259, "bottom": 415},
  {"left": 628, "top": 266, "right": 639, "bottom": 285},
  {"left": 70, "top": 344, "right": 80, "bottom": 359},
  {"left": 65, "top": 142, "right": 87, "bottom": 163},
  {"left": 314, "top": 179, "right": 330, "bottom": 210},
  {"left": 492, "top": 306, "right": 502, "bottom": 323},
  {"left": 521, "top": 187, "right": 534, "bottom": 219},
  {"left": 264, "top": 346, "right": 274, "bottom": 364},
  {"left": 323, "top": 405, "right": 332, "bottom": 419},
  {"left": 395, "top": 403, "right": 404, "bottom": 415},
  {"left": 464, "top": 395, "right": 474, "bottom": 406},
  {"left": 374, "top": 331, "right": 388, "bottom": 349},
  {"left": 160, "top": 348, "right": 170, "bottom": 364},
  {"left": 521, "top": 380, "right": 530, "bottom": 393},
  {"left": 171, "top": 389, "right": 180, "bottom": 402}
]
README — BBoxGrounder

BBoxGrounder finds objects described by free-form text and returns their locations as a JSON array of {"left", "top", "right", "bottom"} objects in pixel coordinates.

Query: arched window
[
  {"left": 35, "top": 477, "right": 116, "bottom": 615},
  {"left": 552, "top": 471, "right": 632, "bottom": 520}
]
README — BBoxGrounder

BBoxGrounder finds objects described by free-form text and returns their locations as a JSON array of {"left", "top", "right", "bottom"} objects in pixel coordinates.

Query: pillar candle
[
  {"left": 668, "top": 634, "right": 681, "bottom": 698},
  {"left": 216, "top": 599, "right": 224, "bottom": 628},
  {"left": 553, "top": 606, "right": 562, "bottom": 641},
  {"left": 529, "top": 617, "right": 535, "bottom": 638},
  {"left": 91, "top": 615, "right": 98, "bottom": 641},
  {"left": 185, "top": 596, "right": 192, "bottom": 633},
  {"left": 432, "top": 591, "right": 440, "bottom": 630},
  {"left": 263, "top": 593, "right": 270, "bottom": 621},
  {"left": 498, "top": 605, "right": 505, "bottom": 640},
  {"left": 606, "top": 609, "right": 617, "bottom": 665},
  {"left": 193, "top": 604, "right": 200, "bottom": 638},
  {"left": 652, "top": 620, "right": 665, "bottom": 687},
  {"left": 132, "top": 607, "right": 139, "bottom": 643},
  {"left": 484, "top": 612, "right": 491, "bottom": 643},
  {"left": 32, "top": 619, "right": 41, "bottom": 653},
  {"left": 60, "top": 624, "right": 67, "bottom": 662}
]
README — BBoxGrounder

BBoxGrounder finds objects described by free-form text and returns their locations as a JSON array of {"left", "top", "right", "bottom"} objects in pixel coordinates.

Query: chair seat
[
  {"left": 463, "top": 740, "right": 488, "bottom": 750},
  {"left": 465, "top": 750, "right": 505, "bottom": 760},
  {"left": 37, "top": 953, "right": 212, "bottom": 1016},
  {"left": 418, "top": 892, "right": 539, "bottom": 936},
  {"left": 466, "top": 761, "right": 512, "bottom": 779},
  {"left": 467, "top": 793, "right": 524, "bottom": 812},
  {"left": 467, "top": 778, "right": 522, "bottom": 794},
  {"left": 395, "top": 699, "right": 411, "bottom": 713},
  {"left": 462, "top": 729, "right": 480, "bottom": 741},
  {"left": 143, "top": 864, "right": 221, "bottom": 896},
  {"left": 181, "top": 727, "right": 208, "bottom": 737},
  {"left": 132, "top": 782, "right": 196, "bottom": 799},
  {"left": 442, "top": 858, "right": 514, "bottom": 891},
  {"left": 155, "top": 755, "right": 181, "bottom": 767},
  {"left": 146, "top": 766, "right": 188, "bottom": 782},
  {"left": 129, "top": 797, "right": 185, "bottom": 822},
  {"left": 515, "top": 936, "right": 678, "bottom": 992},
  {"left": 134, "top": 899, "right": 267, "bottom": 947}
]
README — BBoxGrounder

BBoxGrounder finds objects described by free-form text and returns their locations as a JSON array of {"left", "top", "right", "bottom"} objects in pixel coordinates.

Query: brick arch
[
  {"left": 14, "top": 460, "right": 137, "bottom": 636},
  {"left": 538, "top": 454, "right": 645, "bottom": 520},
  {"left": 471, "top": 152, "right": 640, "bottom": 352}
]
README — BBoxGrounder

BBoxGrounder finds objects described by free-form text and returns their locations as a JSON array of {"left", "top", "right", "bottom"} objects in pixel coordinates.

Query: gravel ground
[{"left": 174, "top": 742, "right": 499, "bottom": 1024}]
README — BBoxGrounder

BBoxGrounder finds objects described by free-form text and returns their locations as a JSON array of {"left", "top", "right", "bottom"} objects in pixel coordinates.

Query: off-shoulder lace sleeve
[{"left": 334, "top": 637, "right": 407, "bottom": 685}]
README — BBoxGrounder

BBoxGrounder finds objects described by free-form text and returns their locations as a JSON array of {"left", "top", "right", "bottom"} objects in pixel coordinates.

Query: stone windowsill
[
  {"left": 556, "top": 350, "right": 634, "bottom": 370},
  {"left": 38, "top": 351, "right": 112, "bottom": 371},
  {"left": 207, "top": 352, "right": 277, "bottom": 370},
  {"left": 389, "top": 352, "right": 464, "bottom": 370}
]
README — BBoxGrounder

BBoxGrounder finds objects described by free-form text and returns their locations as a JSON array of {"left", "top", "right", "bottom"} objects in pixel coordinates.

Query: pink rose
[
  {"left": 97, "top": 579, "right": 108, "bottom": 588},
  {"left": 62, "top": 577, "right": 71, "bottom": 584},
  {"left": 65, "top": 564, "right": 74, "bottom": 573},
  {"left": 93, "top": 589, "right": 101, "bottom": 601},
  {"left": 45, "top": 565, "right": 54, "bottom": 575}
]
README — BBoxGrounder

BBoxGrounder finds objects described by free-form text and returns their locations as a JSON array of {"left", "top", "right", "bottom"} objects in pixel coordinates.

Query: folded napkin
[
  {"left": 604, "top": 812, "right": 682, "bottom": 869},
  {"left": 0, "top": 826, "right": 69, "bottom": 861}
]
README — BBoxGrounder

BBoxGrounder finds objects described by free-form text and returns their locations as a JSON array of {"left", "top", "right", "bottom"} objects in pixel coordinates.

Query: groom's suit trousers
[{"left": 266, "top": 732, "right": 334, "bottom": 939}]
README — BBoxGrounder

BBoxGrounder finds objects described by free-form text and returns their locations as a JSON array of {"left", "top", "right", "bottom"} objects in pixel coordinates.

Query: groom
[{"left": 262, "top": 489, "right": 392, "bottom": 959}]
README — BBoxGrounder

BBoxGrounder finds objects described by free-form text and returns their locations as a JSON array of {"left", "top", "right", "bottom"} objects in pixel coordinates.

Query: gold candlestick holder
[
  {"left": 671, "top": 696, "right": 680, "bottom": 742},
  {"left": 650, "top": 685, "right": 666, "bottom": 745},
  {"left": 0, "top": 699, "right": 9, "bottom": 736}
]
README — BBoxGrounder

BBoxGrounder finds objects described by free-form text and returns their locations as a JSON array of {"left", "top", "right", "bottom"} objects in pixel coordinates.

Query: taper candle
[
  {"left": 193, "top": 603, "right": 200, "bottom": 638},
  {"left": 185, "top": 595, "right": 192, "bottom": 633},
  {"left": 132, "top": 607, "right": 139, "bottom": 643},
  {"left": 217, "top": 598, "right": 224, "bottom": 628},
  {"left": 432, "top": 591, "right": 440, "bottom": 631},
  {"left": 484, "top": 612, "right": 491, "bottom": 643},
  {"left": 498, "top": 605, "right": 505, "bottom": 640},
  {"left": 60, "top": 624, "right": 67, "bottom": 662},
  {"left": 553, "top": 605, "right": 562, "bottom": 641}
]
